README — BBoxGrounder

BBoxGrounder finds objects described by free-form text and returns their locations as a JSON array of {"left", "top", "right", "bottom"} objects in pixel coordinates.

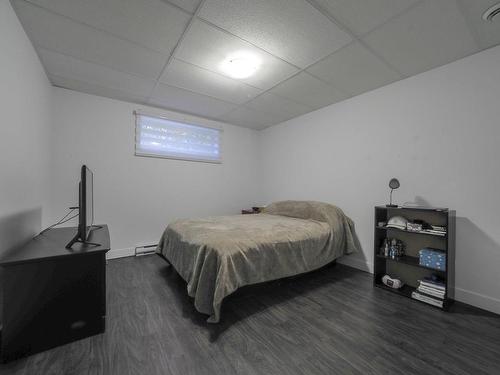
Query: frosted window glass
[{"left": 135, "top": 114, "right": 222, "bottom": 163}]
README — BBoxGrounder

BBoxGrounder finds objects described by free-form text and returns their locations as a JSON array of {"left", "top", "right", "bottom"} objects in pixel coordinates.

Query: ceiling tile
[
  {"left": 245, "top": 92, "right": 313, "bottom": 120},
  {"left": 457, "top": 0, "right": 500, "bottom": 50},
  {"left": 175, "top": 20, "right": 298, "bottom": 90},
  {"left": 50, "top": 75, "right": 149, "bottom": 105},
  {"left": 22, "top": 0, "right": 190, "bottom": 54},
  {"left": 160, "top": 59, "right": 262, "bottom": 104},
  {"left": 363, "top": 0, "right": 479, "bottom": 77},
  {"left": 310, "top": 0, "right": 420, "bottom": 36},
  {"left": 163, "top": 0, "right": 202, "bottom": 13},
  {"left": 198, "top": 0, "right": 352, "bottom": 68},
  {"left": 219, "top": 107, "right": 283, "bottom": 130},
  {"left": 149, "top": 83, "right": 238, "bottom": 119},
  {"left": 39, "top": 49, "right": 155, "bottom": 97},
  {"left": 12, "top": 0, "right": 168, "bottom": 80},
  {"left": 269, "top": 72, "right": 350, "bottom": 110},
  {"left": 307, "top": 42, "right": 401, "bottom": 96}
]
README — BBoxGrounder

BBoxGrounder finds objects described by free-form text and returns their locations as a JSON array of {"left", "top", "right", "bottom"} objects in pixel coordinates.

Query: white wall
[
  {"left": 260, "top": 45, "right": 500, "bottom": 314},
  {"left": 0, "top": 0, "right": 52, "bottom": 257},
  {"left": 50, "top": 88, "right": 261, "bottom": 257}
]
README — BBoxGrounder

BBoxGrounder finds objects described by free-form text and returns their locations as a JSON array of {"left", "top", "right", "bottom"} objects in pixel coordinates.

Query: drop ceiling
[{"left": 11, "top": 0, "right": 500, "bottom": 130}]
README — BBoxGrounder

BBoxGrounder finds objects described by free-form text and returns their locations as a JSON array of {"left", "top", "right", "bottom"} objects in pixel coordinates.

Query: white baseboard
[
  {"left": 106, "top": 247, "right": 135, "bottom": 260},
  {"left": 338, "top": 256, "right": 372, "bottom": 273},
  {"left": 454, "top": 287, "right": 500, "bottom": 315}
]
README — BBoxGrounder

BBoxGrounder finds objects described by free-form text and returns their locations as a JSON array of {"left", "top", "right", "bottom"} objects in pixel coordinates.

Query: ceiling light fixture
[
  {"left": 219, "top": 51, "right": 261, "bottom": 79},
  {"left": 482, "top": 3, "right": 500, "bottom": 21}
]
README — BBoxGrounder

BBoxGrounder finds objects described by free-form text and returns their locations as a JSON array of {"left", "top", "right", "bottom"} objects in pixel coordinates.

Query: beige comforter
[{"left": 157, "top": 201, "right": 360, "bottom": 322}]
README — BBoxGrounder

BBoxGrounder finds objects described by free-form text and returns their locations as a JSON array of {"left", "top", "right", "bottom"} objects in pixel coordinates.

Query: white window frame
[{"left": 134, "top": 111, "right": 223, "bottom": 164}]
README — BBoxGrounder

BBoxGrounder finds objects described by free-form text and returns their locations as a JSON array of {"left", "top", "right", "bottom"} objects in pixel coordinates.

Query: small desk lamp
[{"left": 386, "top": 178, "right": 400, "bottom": 207}]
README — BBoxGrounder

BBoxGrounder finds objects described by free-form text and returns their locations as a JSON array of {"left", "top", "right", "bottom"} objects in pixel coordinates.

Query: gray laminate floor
[{"left": 1, "top": 255, "right": 499, "bottom": 375}]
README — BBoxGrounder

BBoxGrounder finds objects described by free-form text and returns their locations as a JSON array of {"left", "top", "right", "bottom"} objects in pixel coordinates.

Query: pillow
[
  {"left": 263, "top": 200, "right": 342, "bottom": 223},
  {"left": 263, "top": 200, "right": 360, "bottom": 255}
]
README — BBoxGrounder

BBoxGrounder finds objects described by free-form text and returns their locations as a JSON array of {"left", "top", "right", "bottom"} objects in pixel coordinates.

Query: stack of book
[
  {"left": 411, "top": 278, "right": 446, "bottom": 308},
  {"left": 421, "top": 225, "right": 447, "bottom": 236}
]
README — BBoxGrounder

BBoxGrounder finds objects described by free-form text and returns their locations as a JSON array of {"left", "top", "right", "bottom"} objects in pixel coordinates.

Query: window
[{"left": 135, "top": 113, "right": 222, "bottom": 163}]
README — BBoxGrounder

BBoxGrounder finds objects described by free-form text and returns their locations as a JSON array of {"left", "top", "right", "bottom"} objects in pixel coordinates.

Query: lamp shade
[{"left": 389, "top": 178, "right": 400, "bottom": 190}]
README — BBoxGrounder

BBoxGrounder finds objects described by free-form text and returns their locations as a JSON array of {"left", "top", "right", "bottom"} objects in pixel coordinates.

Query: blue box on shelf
[{"left": 419, "top": 248, "right": 446, "bottom": 271}]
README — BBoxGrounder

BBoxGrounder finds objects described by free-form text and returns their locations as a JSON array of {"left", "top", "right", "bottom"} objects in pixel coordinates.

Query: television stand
[
  {"left": 65, "top": 236, "right": 101, "bottom": 249},
  {"left": 0, "top": 224, "right": 110, "bottom": 362},
  {"left": 65, "top": 225, "right": 103, "bottom": 249}
]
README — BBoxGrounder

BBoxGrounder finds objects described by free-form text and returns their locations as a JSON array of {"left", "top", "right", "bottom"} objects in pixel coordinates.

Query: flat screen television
[{"left": 66, "top": 165, "right": 98, "bottom": 248}]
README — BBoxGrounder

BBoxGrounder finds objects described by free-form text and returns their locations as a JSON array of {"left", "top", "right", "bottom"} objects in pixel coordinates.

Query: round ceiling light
[
  {"left": 219, "top": 52, "right": 261, "bottom": 79},
  {"left": 482, "top": 3, "right": 500, "bottom": 21}
]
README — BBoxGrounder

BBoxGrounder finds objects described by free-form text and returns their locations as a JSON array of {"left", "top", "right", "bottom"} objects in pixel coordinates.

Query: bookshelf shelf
[
  {"left": 374, "top": 281, "right": 415, "bottom": 298},
  {"left": 373, "top": 206, "right": 455, "bottom": 310},
  {"left": 375, "top": 225, "right": 447, "bottom": 238},
  {"left": 375, "top": 254, "right": 446, "bottom": 273}
]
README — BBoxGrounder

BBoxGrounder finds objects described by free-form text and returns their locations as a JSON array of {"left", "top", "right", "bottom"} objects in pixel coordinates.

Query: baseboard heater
[{"left": 134, "top": 244, "right": 157, "bottom": 256}]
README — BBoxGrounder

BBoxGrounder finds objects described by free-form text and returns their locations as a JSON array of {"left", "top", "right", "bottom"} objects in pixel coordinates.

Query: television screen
[
  {"left": 81, "top": 165, "right": 94, "bottom": 240},
  {"left": 66, "top": 165, "right": 96, "bottom": 248}
]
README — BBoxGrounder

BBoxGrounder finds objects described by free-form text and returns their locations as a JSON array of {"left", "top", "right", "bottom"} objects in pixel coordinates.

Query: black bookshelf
[{"left": 373, "top": 206, "right": 455, "bottom": 310}]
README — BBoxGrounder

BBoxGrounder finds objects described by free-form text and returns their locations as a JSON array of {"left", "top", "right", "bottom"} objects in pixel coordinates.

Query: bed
[{"left": 157, "top": 200, "right": 360, "bottom": 322}]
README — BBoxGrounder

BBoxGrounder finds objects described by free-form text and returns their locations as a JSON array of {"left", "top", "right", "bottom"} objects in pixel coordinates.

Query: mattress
[{"left": 157, "top": 201, "right": 360, "bottom": 322}]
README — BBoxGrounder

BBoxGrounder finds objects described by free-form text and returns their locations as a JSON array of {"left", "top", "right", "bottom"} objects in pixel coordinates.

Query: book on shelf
[
  {"left": 418, "top": 282, "right": 446, "bottom": 292},
  {"left": 431, "top": 225, "right": 446, "bottom": 231},
  {"left": 419, "top": 281, "right": 445, "bottom": 291},
  {"left": 421, "top": 229, "right": 446, "bottom": 236},
  {"left": 411, "top": 291, "right": 444, "bottom": 308},
  {"left": 417, "top": 286, "right": 445, "bottom": 299},
  {"left": 420, "top": 278, "right": 446, "bottom": 291}
]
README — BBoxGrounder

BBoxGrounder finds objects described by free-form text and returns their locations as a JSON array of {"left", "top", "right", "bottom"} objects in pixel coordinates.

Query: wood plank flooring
[{"left": 1, "top": 255, "right": 499, "bottom": 375}]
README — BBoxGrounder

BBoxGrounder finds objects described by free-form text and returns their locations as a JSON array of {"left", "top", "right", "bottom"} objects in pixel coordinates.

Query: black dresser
[{"left": 0, "top": 225, "right": 110, "bottom": 362}]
